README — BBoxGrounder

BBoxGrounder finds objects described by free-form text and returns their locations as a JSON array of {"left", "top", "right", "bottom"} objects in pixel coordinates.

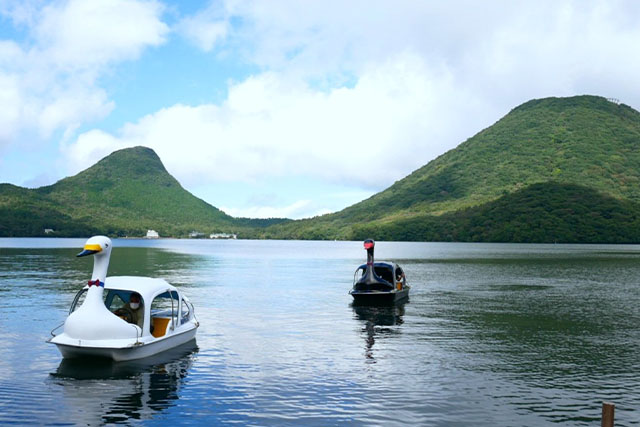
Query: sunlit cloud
[
  {"left": 220, "top": 200, "right": 332, "bottom": 219},
  {"left": 0, "top": 0, "right": 168, "bottom": 146},
  {"left": 5, "top": 0, "right": 640, "bottom": 217},
  {"left": 176, "top": 2, "right": 229, "bottom": 52},
  {"left": 64, "top": 52, "right": 492, "bottom": 191}
]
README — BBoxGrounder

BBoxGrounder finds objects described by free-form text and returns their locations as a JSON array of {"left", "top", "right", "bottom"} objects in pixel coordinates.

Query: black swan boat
[{"left": 350, "top": 239, "right": 409, "bottom": 304}]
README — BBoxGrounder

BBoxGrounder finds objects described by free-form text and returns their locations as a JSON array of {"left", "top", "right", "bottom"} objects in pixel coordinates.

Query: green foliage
[
  {"left": 1, "top": 147, "right": 282, "bottom": 237},
  {"left": 265, "top": 95, "right": 640, "bottom": 241},
  {"left": 349, "top": 183, "right": 640, "bottom": 243},
  {"left": 0, "top": 184, "right": 99, "bottom": 237},
  {"left": 4, "top": 95, "right": 640, "bottom": 242}
]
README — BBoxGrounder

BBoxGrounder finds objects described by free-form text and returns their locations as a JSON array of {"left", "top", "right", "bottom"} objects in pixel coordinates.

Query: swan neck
[
  {"left": 91, "top": 253, "right": 110, "bottom": 283},
  {"left": 85, "top": 284, "right": 105, "bottom": 303}
]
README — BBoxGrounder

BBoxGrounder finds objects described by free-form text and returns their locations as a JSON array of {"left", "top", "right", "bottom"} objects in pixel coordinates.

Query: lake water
[{"left": 0, "top": 239, "right": 639, "bottom": 426}]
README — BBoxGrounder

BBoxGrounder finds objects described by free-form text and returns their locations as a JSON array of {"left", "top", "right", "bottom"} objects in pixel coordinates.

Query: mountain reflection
[
  {"left": 352, "top": 304, "right": 405, "bottom": 362},
  {"left": 49, "top": 340, "right": 198, "bottom": 424}
]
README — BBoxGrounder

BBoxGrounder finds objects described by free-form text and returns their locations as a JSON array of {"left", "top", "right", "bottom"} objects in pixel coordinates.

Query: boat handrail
[
  {"left": 170, "top": 289, "right": 175, "bottom": 331},
  {"left": 131, "top": 323, "right": 141, "bottom": 344},
  {"left": 50, "top": 322, "right": 64, "bottom": 337}
]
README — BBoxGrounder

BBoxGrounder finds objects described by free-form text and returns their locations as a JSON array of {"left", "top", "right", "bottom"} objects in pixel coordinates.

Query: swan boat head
[
  {"left": 57, "top": 236, "right": 142, "bottom": 341},
  {"left": 77, "top": 235, "right": 112, "bottom": 283}
]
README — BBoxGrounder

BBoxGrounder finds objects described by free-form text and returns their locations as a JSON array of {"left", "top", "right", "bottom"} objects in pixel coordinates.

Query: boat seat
[{"left": 152, "top": 317, "right": 171, "bottom": 338}]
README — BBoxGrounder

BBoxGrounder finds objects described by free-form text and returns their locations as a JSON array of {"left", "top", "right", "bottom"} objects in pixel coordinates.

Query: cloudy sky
[{"left": 1, "top": 0, "right": 639, "bottom": 219}]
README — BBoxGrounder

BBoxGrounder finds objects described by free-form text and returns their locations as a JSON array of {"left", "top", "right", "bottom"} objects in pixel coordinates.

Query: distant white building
[
  {"left": 145, "top": 230, "right": 159, "bottom": 239},
  {"left": 210, "top": 233, "right": 237, "bottom": 239},
  {"left": 44, "top": 229, "right": 54, "bottom": 234},
  {"left": 189, "top": 231, "right": 205, "bottom": 238}
]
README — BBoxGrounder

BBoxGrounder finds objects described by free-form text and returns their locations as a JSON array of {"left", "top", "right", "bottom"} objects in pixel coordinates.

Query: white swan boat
[{"left": 48, "top": 236, "right": 199, "bottom": 361}]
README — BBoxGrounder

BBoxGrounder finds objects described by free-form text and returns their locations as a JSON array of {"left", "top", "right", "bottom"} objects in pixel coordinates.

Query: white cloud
[
  {"left": 180, "top": 0, "right": 640, "bottom": 108},
  {"left": 65, "top": 0, "right": 640, "bottom": 213},
  {"left": 0, "top": 0, "right": 45, "bottom": 27},
  {"left": 36, "top": 0, "right": 168, "bottom": 69},
  {"left": 64, "top": 51, "right": 493, "bottom": 191},
  {"left": 0, "top": 0, "right": 168, "bottom": 147},
  {"left": 220, "top": 200, "right": 331, "bottom": 219},
  {"left": 63, "top": 128, "right": 122, "bottom": 168},
  {"left": 0, "top": 70, "right": 21, "bottom": 143},
  {"left": 10, "top": 0, "right": 640, "bottom": 218},
  {"left": 177, "top": 2, "right": 228, "bottom": 52}
]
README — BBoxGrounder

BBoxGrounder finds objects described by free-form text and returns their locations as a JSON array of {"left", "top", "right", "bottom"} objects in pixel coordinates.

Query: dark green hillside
[
  {"left": 360, "top": 95, "right": 640, "bottom": 215},
  {"left": 35, "top": 147, "right": 236, "bottom": 236},
  {"left": 4, "top": 95, "right": 640, "bottom": 242},
  {"left": 350, "top": 183, "right": 640, "bottom": 243},
  {"left": 1, "top": 147, "right": 286, "bottom": 237},
  {"left": 264, "top": 95, "right": 640, "bottom": 240},
  {"left": 0, "top": 184, "right": 98, "bottom": 236}
]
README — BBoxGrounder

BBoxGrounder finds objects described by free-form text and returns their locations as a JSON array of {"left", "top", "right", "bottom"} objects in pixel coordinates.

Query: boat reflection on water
[
  {"left": 352, "top": 303, "right": 405, "bottom": 362},
  {"left": 49, "top": 339, "right": 198, "bottom": 424}
]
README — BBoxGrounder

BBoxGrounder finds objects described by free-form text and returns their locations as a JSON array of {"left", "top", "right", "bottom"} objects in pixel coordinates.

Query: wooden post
[{"left": 602, "top": 402, "right": 615, "bottom": 427}]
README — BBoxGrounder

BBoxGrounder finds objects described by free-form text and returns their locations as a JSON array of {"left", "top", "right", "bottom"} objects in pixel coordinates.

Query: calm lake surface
[{"left": 1, "top": 239, "right": 639, "bottom": 426}]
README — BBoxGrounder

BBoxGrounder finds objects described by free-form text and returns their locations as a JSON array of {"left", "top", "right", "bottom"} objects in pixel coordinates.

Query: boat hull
[
  {"left": 350, "top": 287, "right": 410, "bottom": 305},
  {"left": 52, "top": 327, "right": 198, "bottom": 362}
]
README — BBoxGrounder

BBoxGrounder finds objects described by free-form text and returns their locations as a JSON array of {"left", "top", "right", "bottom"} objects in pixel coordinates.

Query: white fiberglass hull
[{"left": 52, "top": 326, "right": 198, "bottom": 362}]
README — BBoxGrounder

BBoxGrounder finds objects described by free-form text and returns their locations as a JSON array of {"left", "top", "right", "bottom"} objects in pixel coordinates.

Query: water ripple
[{"left": 1, "top": 241, "right": 640, "bottom": 425}]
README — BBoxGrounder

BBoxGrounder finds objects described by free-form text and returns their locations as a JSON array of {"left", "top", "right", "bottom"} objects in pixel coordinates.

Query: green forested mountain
[
  {"left": 0, "top": 147, "right": 286, "bottom": 237},
  {"left": 350, "top": 182, "right": 640, "bottom": 243},
  {"left": 3, "top": 95, "right": 640, "bottom": 242},
  {"left": 261, "top": 95, "right": 640, "bottom": 242},
  {"left": 36, "top": 146, "right": 236, "bottom": 236},
  {"left": 0, "top": 183, "right": 100, "bottom": 237}
]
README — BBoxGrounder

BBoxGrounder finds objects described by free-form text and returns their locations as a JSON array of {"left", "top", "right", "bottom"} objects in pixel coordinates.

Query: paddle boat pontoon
[
  {"left": 350, "top": 239, "right": 409, "bottom": 304},
  {"left": 48, "top": 236, "right": 199, "bottom": 361}
]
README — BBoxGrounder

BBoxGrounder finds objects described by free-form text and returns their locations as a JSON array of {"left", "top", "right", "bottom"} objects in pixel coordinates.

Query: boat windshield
[
  {"left": 103, "top": 289, "right": 140, "bottom": 311},
  {"left": 69, "top": 288, "right": 113, "bottom": 313},
  {"left": 352, "top": 265, "right": 395, "bottom": 285},
  {"left": 353, "top": 267, "right": 365, "bottom": 284},
  {"left": 151, "top": 291, "right": 180, "bottom": 321},
  {"left": 180, "top": 298, "right": 194, "bottom": 325}
]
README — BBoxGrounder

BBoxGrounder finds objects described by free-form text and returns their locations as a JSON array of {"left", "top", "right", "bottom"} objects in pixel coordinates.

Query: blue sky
[{"left": 1, "top": 0, "right": 640, "bottom": 218}]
